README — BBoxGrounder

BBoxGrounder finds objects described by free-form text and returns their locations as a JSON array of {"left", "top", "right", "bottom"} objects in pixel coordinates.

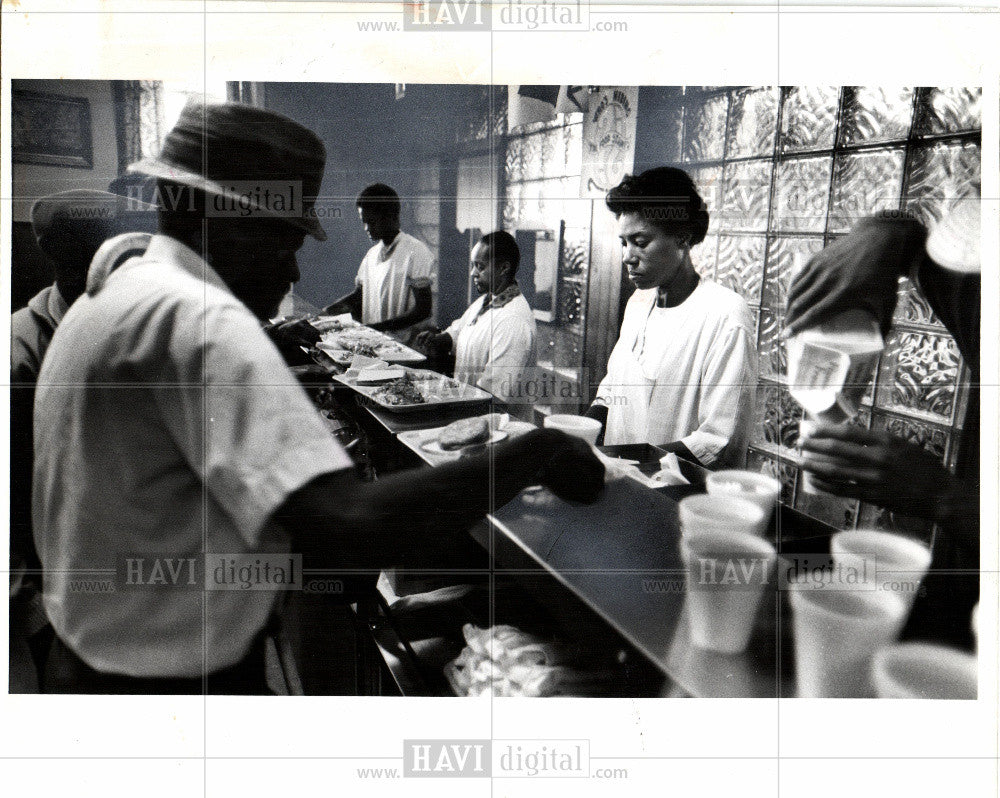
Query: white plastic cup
[
  {"left": 543, "top": 414, "right": 603, "bottom": 444},
  {"left": 678, "top": 494, "right": 766, "bottom": 541},
  {"left": 831, "top": 529, "right": 932, "bottom": 613},
  {"left": 789, "top": 581, "right": 909, "bottom": 697},
  {"left": 681, "top": 528, "right": 777, "bottom": 654},
  {"left": 705, "top": 469, "right": 781, "bottom": 537},
  {"left": 871, "top": 643, "right": 977, "bottom": 699}
]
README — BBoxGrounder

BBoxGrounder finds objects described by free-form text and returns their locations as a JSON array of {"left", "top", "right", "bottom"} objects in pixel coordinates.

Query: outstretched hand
[
  {"left": 531, "top": 429, "right": 605, "bottom": 504},
  {"left": 785, "top": 216, "right": 926, "bottom": 337},
  {"left": 796, "top": 422, "right": 966, "bottom": 523}
]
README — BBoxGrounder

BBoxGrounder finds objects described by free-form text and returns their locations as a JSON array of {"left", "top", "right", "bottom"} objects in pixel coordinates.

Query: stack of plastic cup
[
  {"left": 871, "top": 643, "right": 977, "bottom": 699},
  {"left": 789, "top": 581, "right": 909, "bottom": 697},
  {"left": 705, "top": 470, "right": 781, "bottom": 538},
  {"left": 678, "top": 494, "right": 766, "bottom": 540},
  {"left": 680, "top": 526, "right": 777, "bottom": 654},
  {"left": 830, "top": 529, "right": 932, "bottom": 614}
]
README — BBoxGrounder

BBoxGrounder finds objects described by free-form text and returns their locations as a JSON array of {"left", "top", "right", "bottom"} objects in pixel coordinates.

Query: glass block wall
[
  {"left": 502, "top": 114, "right": 589, "bottom": 390},
  {"left": 660, "top": 86, "right": 981, "bottom": 534}
]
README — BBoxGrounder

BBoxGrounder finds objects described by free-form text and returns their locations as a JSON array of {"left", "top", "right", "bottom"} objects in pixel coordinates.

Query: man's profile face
[
  {"left": 358, "top": 207, "right": 397, "bottom": 243},
  {"left": 205, "top": 218, "right": 306, "bottom": 320}
]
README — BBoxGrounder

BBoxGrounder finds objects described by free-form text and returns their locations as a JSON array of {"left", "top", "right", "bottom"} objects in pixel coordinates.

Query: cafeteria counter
[{"left": 298, "top": 353, "right": 838, "bottom": 698}]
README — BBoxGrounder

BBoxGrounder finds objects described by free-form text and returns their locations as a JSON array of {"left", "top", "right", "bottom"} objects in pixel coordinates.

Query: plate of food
[
  {"left": 334, "top": 369, "right": 493, "bottom": 412},
  {"left": 322, "top": 327, "right": 426, "bottom": 364},
  {"left": 420, "top": 417, "right": 508, "bottom": 455}
]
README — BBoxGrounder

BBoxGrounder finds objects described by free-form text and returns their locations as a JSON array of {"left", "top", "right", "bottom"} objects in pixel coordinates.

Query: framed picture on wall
[{"left": 12, "top": 89, "right": 93, "bottom": 168}]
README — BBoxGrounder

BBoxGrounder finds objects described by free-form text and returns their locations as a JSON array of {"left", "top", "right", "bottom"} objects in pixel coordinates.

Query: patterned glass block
[
  {"left": 491, "top": 87, "right": 509, "bottom": 137},
  {"left": 721, "top": 159, "right": 772, "bottom": 232},
  {"left": 561, "top": 227, "right": 589, "bottom": 277},
  {"left": 893, "top": 276, "right": 943, "bottom": 327},
  {"left": 856, "top": 503, "right": 934, "bottom": 543},
  {"left": 688, "top": 166, "right": 724, "bottom": 233},
  {"left": 829, "top": 149, "right": 905, "bottom": 232},
  {"left": 504, "top": 137, "right": 524, "bottom": 183},
  {"left": 536, "top": 326, "right": 556, "bottom": 369},
  {"left": 904, "top": 141, "right": 981, "bottom": 226},
  {"left": 502, "top": 182, "right": 525, "bottom": 228},
  {"left": 752, "top": 383, "right": 803, "bottom": 455},
  {"left": 660, "top": 106, "right": 684, "bottom": 164},
  {"left": 727, "top": 87, "right": 779, "bottom": 159},
  {"left": 875, "top": 330, "right": 961, "bottom": 423},
  {"left": 539, "top": 126, "right": 562, "bottom": 179},
  {"left": 794, "top": 489, "right": 858, "bottom": 531},
  {"left": 558, "top": 279, "right": 584, "bottom": 326},
  {"left": 913, "top": 87, "right": 982, "bottom": 135},
  {"left": 839, "top": 87, "right": 914, "bottom": 146},
  {"left": 552, "top": 326, "right": 583, "bottom": 370},
  {"left": 758, "top": 307, "right": 787, "bottom": 381},
  {"left": 564, "top": 122, "right": 583, "bottom": 176},
  {"left": 870, "top": 412, "right": 949, "bottom": 464},
  {"left": 520, "top": 133, "right": 544, "bottom": 181},
  {"left": 692, "top": 233, "right": 718, "bottom": 280},
  {"left": 683, "top": 94, "right": 729, "bottom": 162},
  {"left": 746, "top": 449, "right": 796, "bottom": 506},
  {"left": 771, "top": 157, "right": 832, "bottom": 233},
  {"left": 716, "top": 236, "right": 765, "bottom": 305},
  {"left": 761, "top": 236, "right": 824, "bottom": 312},
  {"left": 780, "top": 86, "right": 840, "bottom": 153}
]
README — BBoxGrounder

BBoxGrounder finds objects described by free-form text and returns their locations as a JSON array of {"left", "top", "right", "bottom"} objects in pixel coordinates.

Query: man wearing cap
[
  {"left": 787, "top": 199, "right": 980, "bottom": 648},
  {"left": 10, "top": 190, "right": 152, "bottom": 692},
  {"left": 32, "top": 103, "right": 603, "bottom": 694},
  {"left": 323, "top": 183, "right": 435, "bottom": 335}
]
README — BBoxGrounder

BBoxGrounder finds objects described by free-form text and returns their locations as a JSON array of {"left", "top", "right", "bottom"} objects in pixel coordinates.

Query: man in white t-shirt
[
  {"left": 324, "top": 183, "right": 434, "bottom": 335},
  {"left": 416, "top": 231, "right": 536, "bottom": 402},
  {"left": 33, "top": 104, "right": 604, "bottom": 695}
]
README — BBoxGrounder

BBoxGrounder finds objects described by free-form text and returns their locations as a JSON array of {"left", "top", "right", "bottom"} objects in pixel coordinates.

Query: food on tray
[
  {"left": 438, "top": 417, "right": 490, "bottom": 451},
  {"left": 372, "top": 373, "right": 426, "bottom": 405},
  {"left": 342, "top": 341, "right": 381, "bottom": 358},
  {"left": 356, "top": 366, "right": 406, "bottom": 385}
]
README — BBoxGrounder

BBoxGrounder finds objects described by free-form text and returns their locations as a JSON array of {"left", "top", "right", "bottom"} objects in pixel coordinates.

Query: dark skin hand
[
  {"left": 274, "top": 428, "right": 605, "bottom": 571},
  {"left": 413, "top": 330, "right": 452, "bottom": 357},
  {"left": 263, "top": 318, "right": 322, "bottom": 350},
  {"left": 784, "top": 214, "right": 927, "bottom": 338},
  {"left": 324, "top": 285, "right": 433, "bottom": 332},
  {"left": 796, "top": 421, "right": 975, "bottom": 527},
  {"left": 584, "top": 402, "right": 697, "bottom": 463}
]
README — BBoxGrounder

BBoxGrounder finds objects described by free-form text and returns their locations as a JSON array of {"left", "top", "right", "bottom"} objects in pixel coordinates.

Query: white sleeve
[
  {"left": 405, "top": 242, "right": 435, "bottom": 290},
  {"left": 476, "top": 317, "right": 536, "bottom": 397},
  {"left": 679, "top": 322, "right": 758, "bottom": 467},
  {"left": 153, "top": 304, "right": 353, "bottom": 544},
  {"left": 355, "top": 252, "right": 369, "bottom": 287}
]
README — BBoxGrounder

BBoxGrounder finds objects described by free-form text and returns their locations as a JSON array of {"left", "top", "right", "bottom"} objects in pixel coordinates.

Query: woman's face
[{"left": 617, "top": 211, "right": 688, "bottom": 291}]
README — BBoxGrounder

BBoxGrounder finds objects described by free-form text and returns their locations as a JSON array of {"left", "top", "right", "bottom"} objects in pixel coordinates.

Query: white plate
[{"left": 420, "top": 429, "right": 508, "bottom": 455}]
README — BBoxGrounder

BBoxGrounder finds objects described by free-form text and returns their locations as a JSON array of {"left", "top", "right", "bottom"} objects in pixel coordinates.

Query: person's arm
[
  {"left": 796, "top": 422, "right": 976, "bottom": 530},
  {"left": 413, "top": 329, "right": 452, "bottom": 356},
  {"left": 674, "top": 323, "right": 757, "bottom": 468},
  {"left": 369, "top": 285, "right": 433, "bottom": 332},
  {"left": 323, "top": 286, "right": 363, "bottom": 319},
  {"left": 785, "top": 212, "right": 927, "bottom": 337},
  {"left": 273, "top": 428, "right": 605, "bottom": 570}
]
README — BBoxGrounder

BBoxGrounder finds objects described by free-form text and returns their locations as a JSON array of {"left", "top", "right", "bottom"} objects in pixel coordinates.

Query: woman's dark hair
[
  {"left": 480, "top": 230, "right": 520, "bottom": 275},
  {"left": 605, "top": 167, "right": 709, "bottom": 246},
  {"left": 356, "top": 183, "right": 401, "bottom": 219}
]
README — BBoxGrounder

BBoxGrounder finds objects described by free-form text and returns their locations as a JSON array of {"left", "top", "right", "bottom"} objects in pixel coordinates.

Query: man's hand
[
  {"left": 796, "top": 422, "right": 969, "bottom": 524},
  {"left": 530, "top": 428, "right": 605, "bottom": 503},
  {"left": 785, "top": 216, "right": 927, "bottom": 337},
  {"left": 414, "top": 330, "right": 451, "bottom": 356},
  {"left": 264, "top": 318, "right": 322, "bottom": 349}
]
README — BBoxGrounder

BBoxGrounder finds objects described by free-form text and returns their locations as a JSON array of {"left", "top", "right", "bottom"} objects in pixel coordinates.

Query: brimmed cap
[
  {"left": 128, "top": 102, "right": 327, "bottom": 241},
  {"left": 31, "top": 189, "right": 154, "bottom": 260}
]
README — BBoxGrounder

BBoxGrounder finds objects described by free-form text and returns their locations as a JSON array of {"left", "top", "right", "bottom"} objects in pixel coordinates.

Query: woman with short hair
[{"left": 587, "top": 167, "right": 757, "bottom": 468}]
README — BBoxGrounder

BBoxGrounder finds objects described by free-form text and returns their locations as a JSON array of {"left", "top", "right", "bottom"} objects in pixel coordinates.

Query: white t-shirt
[
  {"left": 356, "top": 231, "right": 435, "bottom": 325},
  {"left": 445, "top": 291, "right": 537, "bottom": 400},
  {"left": 594, "top": 280, "right": 757, "bottom": 467},
  {"left": 33, "top": 234, "right": 353, "bottom": 678}
]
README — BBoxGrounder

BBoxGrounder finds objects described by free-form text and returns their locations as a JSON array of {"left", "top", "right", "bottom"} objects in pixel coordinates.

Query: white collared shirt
[
  {"left": 33, "top": 234, "right": 353, "bottom": 677},
  {"left": 356, "top": 231, "right": 435, "bottom": 325}
]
